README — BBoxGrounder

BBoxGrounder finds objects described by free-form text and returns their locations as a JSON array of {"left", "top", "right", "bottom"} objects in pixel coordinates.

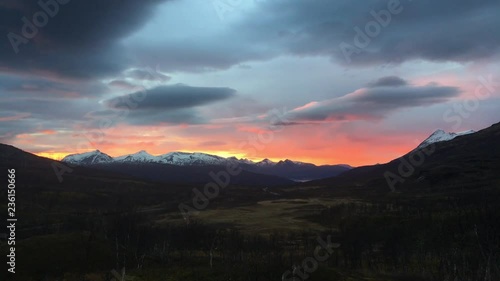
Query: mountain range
[
  {"left": 0, "top": 126, "right": 482, "bottom": 188},
  {"left": 60, "top": 128, "right": 474, "bottom": 183},
  {"left": 62, "top": 150, "right": 352, "bottom": 183}
]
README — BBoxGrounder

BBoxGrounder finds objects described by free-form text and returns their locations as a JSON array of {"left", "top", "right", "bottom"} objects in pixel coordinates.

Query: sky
[{"left": 1, "top": 0, "right": 499, "bottom": 166}]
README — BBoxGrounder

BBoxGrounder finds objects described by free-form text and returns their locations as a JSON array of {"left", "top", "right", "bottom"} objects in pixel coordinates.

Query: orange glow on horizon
[
  {"left": 17, "top": 121, "right": 429, "bottom": 167},
  {"left": 35, "top": 152, "right": 73, "bottom": 161},
  {"left": 32, "top": 144, "right": 415, "bottom": 167}
]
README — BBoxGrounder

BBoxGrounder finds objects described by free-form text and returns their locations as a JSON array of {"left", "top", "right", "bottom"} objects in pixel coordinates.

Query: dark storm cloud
[
  {"left": 1, "top": 0, "right": 498, "bottom": 78},
  {"left": 368, "top": 76, "right": 408, "bottom": 88},
  {"left": 108, "top": 80, "right": 138, "bottom": 90},
  {"left": 100, "top": 84, "right": 237, "bottom": 126},
  {"left": 138, "top": 0, "right": 500, "bottom": 71},
  {"left": 0, "top": 0, "right": 171, "bottom": 80},
  {"left": 105, "top": 84, "right": 236, "bottom": 111},
  {"left": 242, "top": 0, "right": 500, "bottom": 65},
  {"left": 125, "top": 69, "right": 171, "bottom": 82},
  {"left": 283, "top": 78, "right": 461, "bottom": 123}
]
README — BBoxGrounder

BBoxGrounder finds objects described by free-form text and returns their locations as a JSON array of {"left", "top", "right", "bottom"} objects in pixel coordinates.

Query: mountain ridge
[
  {"left": 305, "top": 122, "right": 500, "bottom": 195},
  {"left": 63, "top": 126, "right": 477, "bottom": 167},
  {"left": 62, "top": 150, "right": 349, "bottom": 168},
  {"left": 417, "top": 129, "right": 476, "bottom": 149},
  {"left": 62, "top": 150, "right": 351, "bottom": 181}
]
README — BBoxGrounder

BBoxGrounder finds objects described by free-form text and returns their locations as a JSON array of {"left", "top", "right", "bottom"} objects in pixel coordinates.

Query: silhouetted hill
[
  {"left": 0, "top": 144, "right": 292, "bottom": 187},
  {"left": 306, "top": 122, "right": 500, "bottom": 195},
  {"left": 91, "top": 162, "right": 294, "bottom": 186}
]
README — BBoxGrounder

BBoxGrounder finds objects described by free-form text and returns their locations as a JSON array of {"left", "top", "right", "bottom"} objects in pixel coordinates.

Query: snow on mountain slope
[
  {"left": 61, "top": 150, "right": 353, "bottom": 181},
  {"left": 417, "top": 129, "right": 476, "bottom": 149},
  {"left": 256, "top": 159, "right": 276, "bottom": 166},
  {"left": 157, "top": 152, "right": 228, "bottom": 166},
  {"left": 61, "top": 150, "right": 351, "bottom": 176},
  {"left": 63, "top": 150, "right": 243, "bottom": 166},
  {"left": 277, "top": 159, "right": 311, "bottom": 166},
  {"left": 114, "top": 150, "right": 158, "bottom": 163},
  {"left": 62, "top": 150, "right": 113, "bottom": 165},
  {"left": 228, "top": 156, "right": 254, "bottom": 165}
]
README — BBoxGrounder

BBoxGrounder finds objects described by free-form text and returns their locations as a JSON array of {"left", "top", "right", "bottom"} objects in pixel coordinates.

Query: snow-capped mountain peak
[
  {"left": 417, "top": 129, "right": 476, "bottom": 149},
  {"left": 115, "top": 150, "right": 158, "bottom": 163},
  {"left": 237, "top": 158, "right": 254, "bottom": 165},
  {"left": 61, "top": 149, "right": 351, "bottom": 183},
  {"left": 60, "top": 150, "right": 353, "bottom": 181},
  {"left": 278, "top": 159, "right": 310, "bottom": 166},
  {"left": 157, "top": 151, "right": 227, "bottom": 166},
  {"left": 256, "top": 158, "right": 276, "bottom": 166},
  {"left": 62, "top": 150, "right": 113, "bottom": 165}
]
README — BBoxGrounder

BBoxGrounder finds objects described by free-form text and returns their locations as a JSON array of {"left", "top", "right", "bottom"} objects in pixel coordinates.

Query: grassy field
[{"left": 156, "top": 198, "right": 363, "bottom": 235}]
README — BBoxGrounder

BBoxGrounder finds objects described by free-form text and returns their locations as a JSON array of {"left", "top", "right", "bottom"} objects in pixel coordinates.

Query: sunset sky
[{"left": 1, "top": 0, "right": 499, "bottom": 166}]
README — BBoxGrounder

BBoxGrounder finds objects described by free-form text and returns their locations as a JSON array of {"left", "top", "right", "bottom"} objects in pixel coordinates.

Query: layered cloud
[
  {"left": 124, "top": 69, "right": 171, "bottom": 82},
  {"left": 367, "top": 76, "right": 408, "bottom": 88},
  {"left": 283, "top": 77, "right": 461, "bottom": 123},
  {"left": 100, "top": 84, "right": 237, "bottom": 125}
]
